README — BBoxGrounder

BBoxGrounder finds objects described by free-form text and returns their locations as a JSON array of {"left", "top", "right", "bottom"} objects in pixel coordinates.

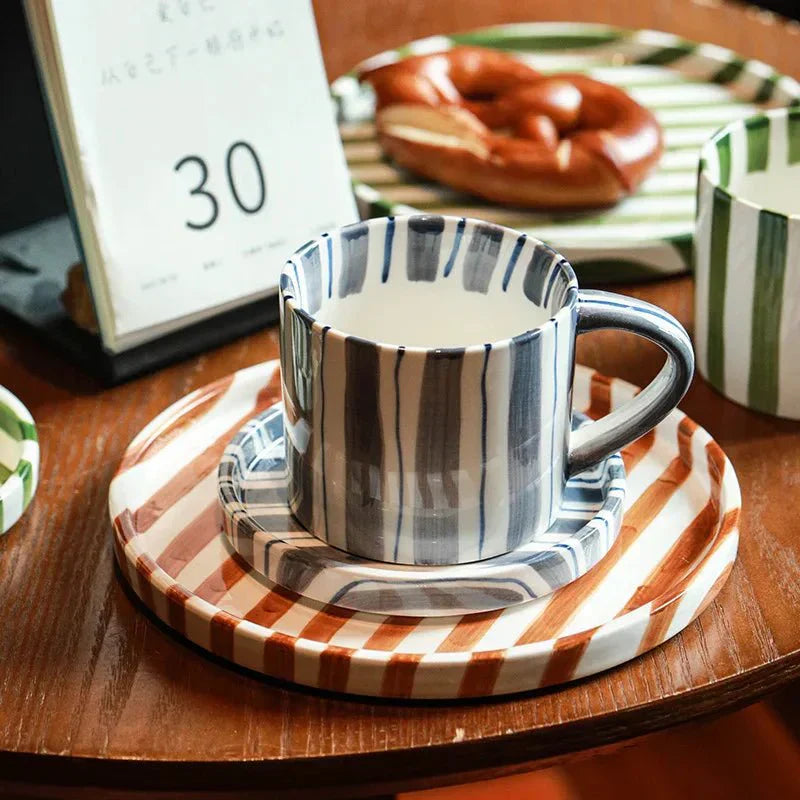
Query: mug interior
[
  {"left": 700, "top": 106, "right": 800, "bottom": 218},
  {"left": 281, "top": 216, "right": 577, "bottom": 348}
]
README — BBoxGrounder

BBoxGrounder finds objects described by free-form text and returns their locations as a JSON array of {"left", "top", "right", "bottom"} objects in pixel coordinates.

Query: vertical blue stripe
[
  {"left": 392, "top": 346, "right": 405, "bottom": 562},
  {"left": 554, "top": 541, "right": 579, "bottom": 575},
  {"left": 339, "top": 223, "right": 370, "bottom": 297},
  {"left": 320, "top": 326, "right": 330, "bottom": 538},
  {"left": 543, "top": 259, "right": 563, "bottom": 310},
  {"left": 506, "top": 331, "right": 542, "bottom": 550},
  {"left": 443, "top": 217, "right": 466, "bottom": 277},
  {"left": 478, "top": 343, "right": 491, "bottom": 556},
  {"left": 502, "top": 234, "right": 527, "bottom": 291},
  {"left": 382, "top": 216, "right": 395, "bottom": 283},
  {"left": 325, "top": 233, "right": 333, "bottom": 299},
  {"left": 406, "top": 215, "right": 444, "bottom": 281},
  {"left": 549, "top": 320, "right": 558, "bottom": 522},
  {"left": 523, "top": 244, "right": 556, "bottom": 305}
]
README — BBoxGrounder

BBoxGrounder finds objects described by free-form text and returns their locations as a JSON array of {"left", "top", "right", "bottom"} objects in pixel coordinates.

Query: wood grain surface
[{"left": 1, "top": 0, "right": 800, "bottom": 796}]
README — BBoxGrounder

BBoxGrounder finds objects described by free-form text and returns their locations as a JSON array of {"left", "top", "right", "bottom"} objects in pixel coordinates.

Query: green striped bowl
[
  {"left": 695, "top": 106, "right": 800, "bottom": 419},
  {"left": 0, "top": 386, "right": 39, "bottom": 534},
  {"left": 332, "top": 22, "right": 800, "bottom": 283}
]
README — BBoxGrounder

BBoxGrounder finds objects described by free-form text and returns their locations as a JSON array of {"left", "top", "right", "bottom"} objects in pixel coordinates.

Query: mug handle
[{"left": 568, "top": 289, "right": 695, "bottom": 477}]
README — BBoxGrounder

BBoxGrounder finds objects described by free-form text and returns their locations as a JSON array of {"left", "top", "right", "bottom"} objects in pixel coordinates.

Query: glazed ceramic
[
  {"left": 280, "top": 215, "right": 693, "bottom": 565},
  {"left": 218, "top": 404, "right": 625, "bottom": 616},
  {"left": 0, "top": 386, "right": 39, "bottom": 535},
  {"left": 695, "top": 106, "right": 800, "bottom": 419},
  {"left": 109, "top": 360, "right": 740, "bottom": 699},
  {"left": 332, "top": 23, "right": 800, "bottom": 282}
]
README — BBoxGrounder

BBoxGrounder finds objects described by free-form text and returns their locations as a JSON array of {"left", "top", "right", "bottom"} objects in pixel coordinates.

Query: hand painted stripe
[
  {"left": 325, "top": 233, "right": 333, "bottom": 299},
  {"left": 156, "top": 503, "right": 223, "bottom": 577},
  {"left": 462, "top": 221, "right": 505, "bottom": 292},
  {"left": 748, "top": 210, "right": 788, "bottom": 414},
  {"left": 754, "top": 73, "right": 779, "bottom": 104},
  {"left": 501, "top": 233, "right": 527, "bottom": 290},
  {"left": 443, "top": 217, "right": 466, "bottom": 277},
  {"left": 715, "top": 133, "right": 732, "bottom": 187},
  {"left": 393, "top": 347, "right": 406, "bottom": 562},
  {"left": 635, "top": 44, "right": 695, "bottom": 66},
  {"left": 301, "top": 244, "right": 323, "bottom": 313},
  {"left": 711, "top": 57, "right": 745, "bottom": 84},
  {"left": 706, "top": 187, "right": 732, "bottom": 392},
  {"left": 413, "top": 350, "right": 464, "bottom": 564},
  {"left": 745, "top": 115, "right": 770, "bottom": 173},
  {"left": 406, "top": 214, "right": 444, "bottom": 281},
  {"left": 621, "top": 440, "right": 725, "bottom": 615},
  {"left": 134, "top": 376, "right": 282, "bottom": 533},
  {"left": 506, "top": 332, "right": 543, "bottom": 551},
  {"left": 543, "top": 258, "right": 565, "bottom": 310},
  {"left": 523, "top": 244, "right": 558, "bottom": 305},
  {"left": 478, "top": 344, "right": 491, "bottom": 556},
  {"left": 344, "top": 338, "right": 385, "bottom": 556},
  {"left": 381, "top": 216, "right": 395, "bottom": 282},
  {"left": 789, "top": 109, "right": 800, "bottom": 164},
  {"left": 638, "top": 505, "right": 738, "bottom": 654},
  {"left": 338, "top": 223, "right": 369, "bottom": 297},
  {"left": 549, "top": 319, "right": 560, "bottom": 523},
  {"left": 319, "top": 327, "right": 330, "bottom": 539},
  {"left": 117, "top": 377, "right": 233, "bottom": 472},
  {"left": 194, "top": 556, "right": 251, "bottom": 605},
  {"left": 243, "top": 584, "right": 303, "bottom": 629}
]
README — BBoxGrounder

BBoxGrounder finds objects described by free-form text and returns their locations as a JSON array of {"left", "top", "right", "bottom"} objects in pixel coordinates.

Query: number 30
[{"left": 174, "top": 141, "right": 267, "bottom": 230}]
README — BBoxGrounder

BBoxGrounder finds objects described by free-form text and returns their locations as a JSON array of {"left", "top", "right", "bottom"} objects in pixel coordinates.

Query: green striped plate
[
  {"left": 0, "top": 386, "right": 39, "bottom": 534},
  {"left": 332, "top": 22, "right": 800, "bottom": 283}
]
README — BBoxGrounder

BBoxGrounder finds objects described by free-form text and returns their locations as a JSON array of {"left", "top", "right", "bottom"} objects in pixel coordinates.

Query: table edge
[{"left": 1, "top": 649, "right": 798, "bottom": 795}]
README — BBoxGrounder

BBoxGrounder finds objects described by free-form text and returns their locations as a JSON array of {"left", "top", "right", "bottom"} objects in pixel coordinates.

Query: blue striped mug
[{"left": 280, "top": 216, "right": 693, "bottom": 565}]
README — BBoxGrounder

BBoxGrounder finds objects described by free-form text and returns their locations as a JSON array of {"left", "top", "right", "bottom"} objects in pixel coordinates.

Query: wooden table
[{"left": 2, "top": 1, "right": 800, "bottom": 797}]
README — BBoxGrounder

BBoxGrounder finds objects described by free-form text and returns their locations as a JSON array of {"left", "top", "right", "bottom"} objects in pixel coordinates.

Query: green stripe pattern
[
  {"left": 748, "top": 210, "right": 787, "bottom": 411},
  {"left": 0, "top": 387, "right": 39, "bottom": 534},
  {"left": 334, "top": 23, "right": 800, "bottom": 282},
  {"left": 745, "top": 116, "right": 770, "bottom": 173},
  {"left": 706, "top": 187, "right": 731, "bottom": 390},
  {"left": 695, "top": 107, "right": 800, "bottom": 419}
]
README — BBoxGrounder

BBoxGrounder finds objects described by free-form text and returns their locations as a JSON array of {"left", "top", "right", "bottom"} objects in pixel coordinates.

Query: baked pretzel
[{"left": 360, "top": 47, "right": 663, "bottom": 209}]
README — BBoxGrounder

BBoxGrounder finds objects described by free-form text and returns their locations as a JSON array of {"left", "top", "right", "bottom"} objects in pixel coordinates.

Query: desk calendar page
[{"left": 38, "top": 0, "right": 356, "bottom": 350}]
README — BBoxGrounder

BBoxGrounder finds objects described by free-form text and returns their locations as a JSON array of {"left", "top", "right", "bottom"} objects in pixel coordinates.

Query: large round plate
[
  {"left": 332, "top": 22, "right": 800, "bottom": 282},
  {"left": 109, "top": 361, "right": 740, "bottom": 699},
  {"left": 218, "top": 405, "right": 625, "bottom": 617}
]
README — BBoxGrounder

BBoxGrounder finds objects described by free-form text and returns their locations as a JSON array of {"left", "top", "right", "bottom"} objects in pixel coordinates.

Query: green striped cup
[
  {"left": 0, "top": 386, "right": 39, "bottom": 534},
  {"left": 695, "top": 106, "right": 800, "bottom": 419}
]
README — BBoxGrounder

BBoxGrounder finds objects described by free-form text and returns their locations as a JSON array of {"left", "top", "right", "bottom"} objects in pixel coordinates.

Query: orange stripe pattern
[{"left": 110, "top": 361, "right": 740, "bottom": 699}]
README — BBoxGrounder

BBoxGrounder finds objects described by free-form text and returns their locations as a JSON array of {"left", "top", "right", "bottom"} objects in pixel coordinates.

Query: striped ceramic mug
[
  {"left": 279, "top": 216, "right": 693, "bottom": 565},
  {"left": 695, "top": 106, "right": 800, "bottom": 419}
]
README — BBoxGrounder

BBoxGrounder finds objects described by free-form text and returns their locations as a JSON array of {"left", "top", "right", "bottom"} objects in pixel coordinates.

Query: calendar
[{"left": 22, "top": 0, "right": 357, "bottom": 353}]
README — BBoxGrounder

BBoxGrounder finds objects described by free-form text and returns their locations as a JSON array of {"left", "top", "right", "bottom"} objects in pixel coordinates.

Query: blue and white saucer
[{"left": 218, "top": 404, "right": 625, "bottom": 616}]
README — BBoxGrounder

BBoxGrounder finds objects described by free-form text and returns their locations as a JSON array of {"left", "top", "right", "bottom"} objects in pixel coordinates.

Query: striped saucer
[
  {"left": 218, "top": 406, "right": 625, "bottom": 617},
  {"left": 0, "top": 386, "right": 39, "bottom": 535},
  {"left": 109, "top": 361, "right": 740, "bottom": 699}
]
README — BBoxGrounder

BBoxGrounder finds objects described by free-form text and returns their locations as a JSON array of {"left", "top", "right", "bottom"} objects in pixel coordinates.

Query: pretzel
[{"left": 360, "top": 47, "right": 663, "bottom": 209}]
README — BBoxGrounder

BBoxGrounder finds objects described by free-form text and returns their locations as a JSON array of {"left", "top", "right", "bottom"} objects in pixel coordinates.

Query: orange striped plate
[{"left": 109, "top": 361, "right": 740, "bottom": 699}]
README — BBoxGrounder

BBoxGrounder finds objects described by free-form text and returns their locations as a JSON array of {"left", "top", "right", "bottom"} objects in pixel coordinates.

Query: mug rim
[
  {"left": 699, "top": 105, "right": 800, "bottom": 221},
  {"left": 280, "top": 214, "right": 579, "bottom": 354}
]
